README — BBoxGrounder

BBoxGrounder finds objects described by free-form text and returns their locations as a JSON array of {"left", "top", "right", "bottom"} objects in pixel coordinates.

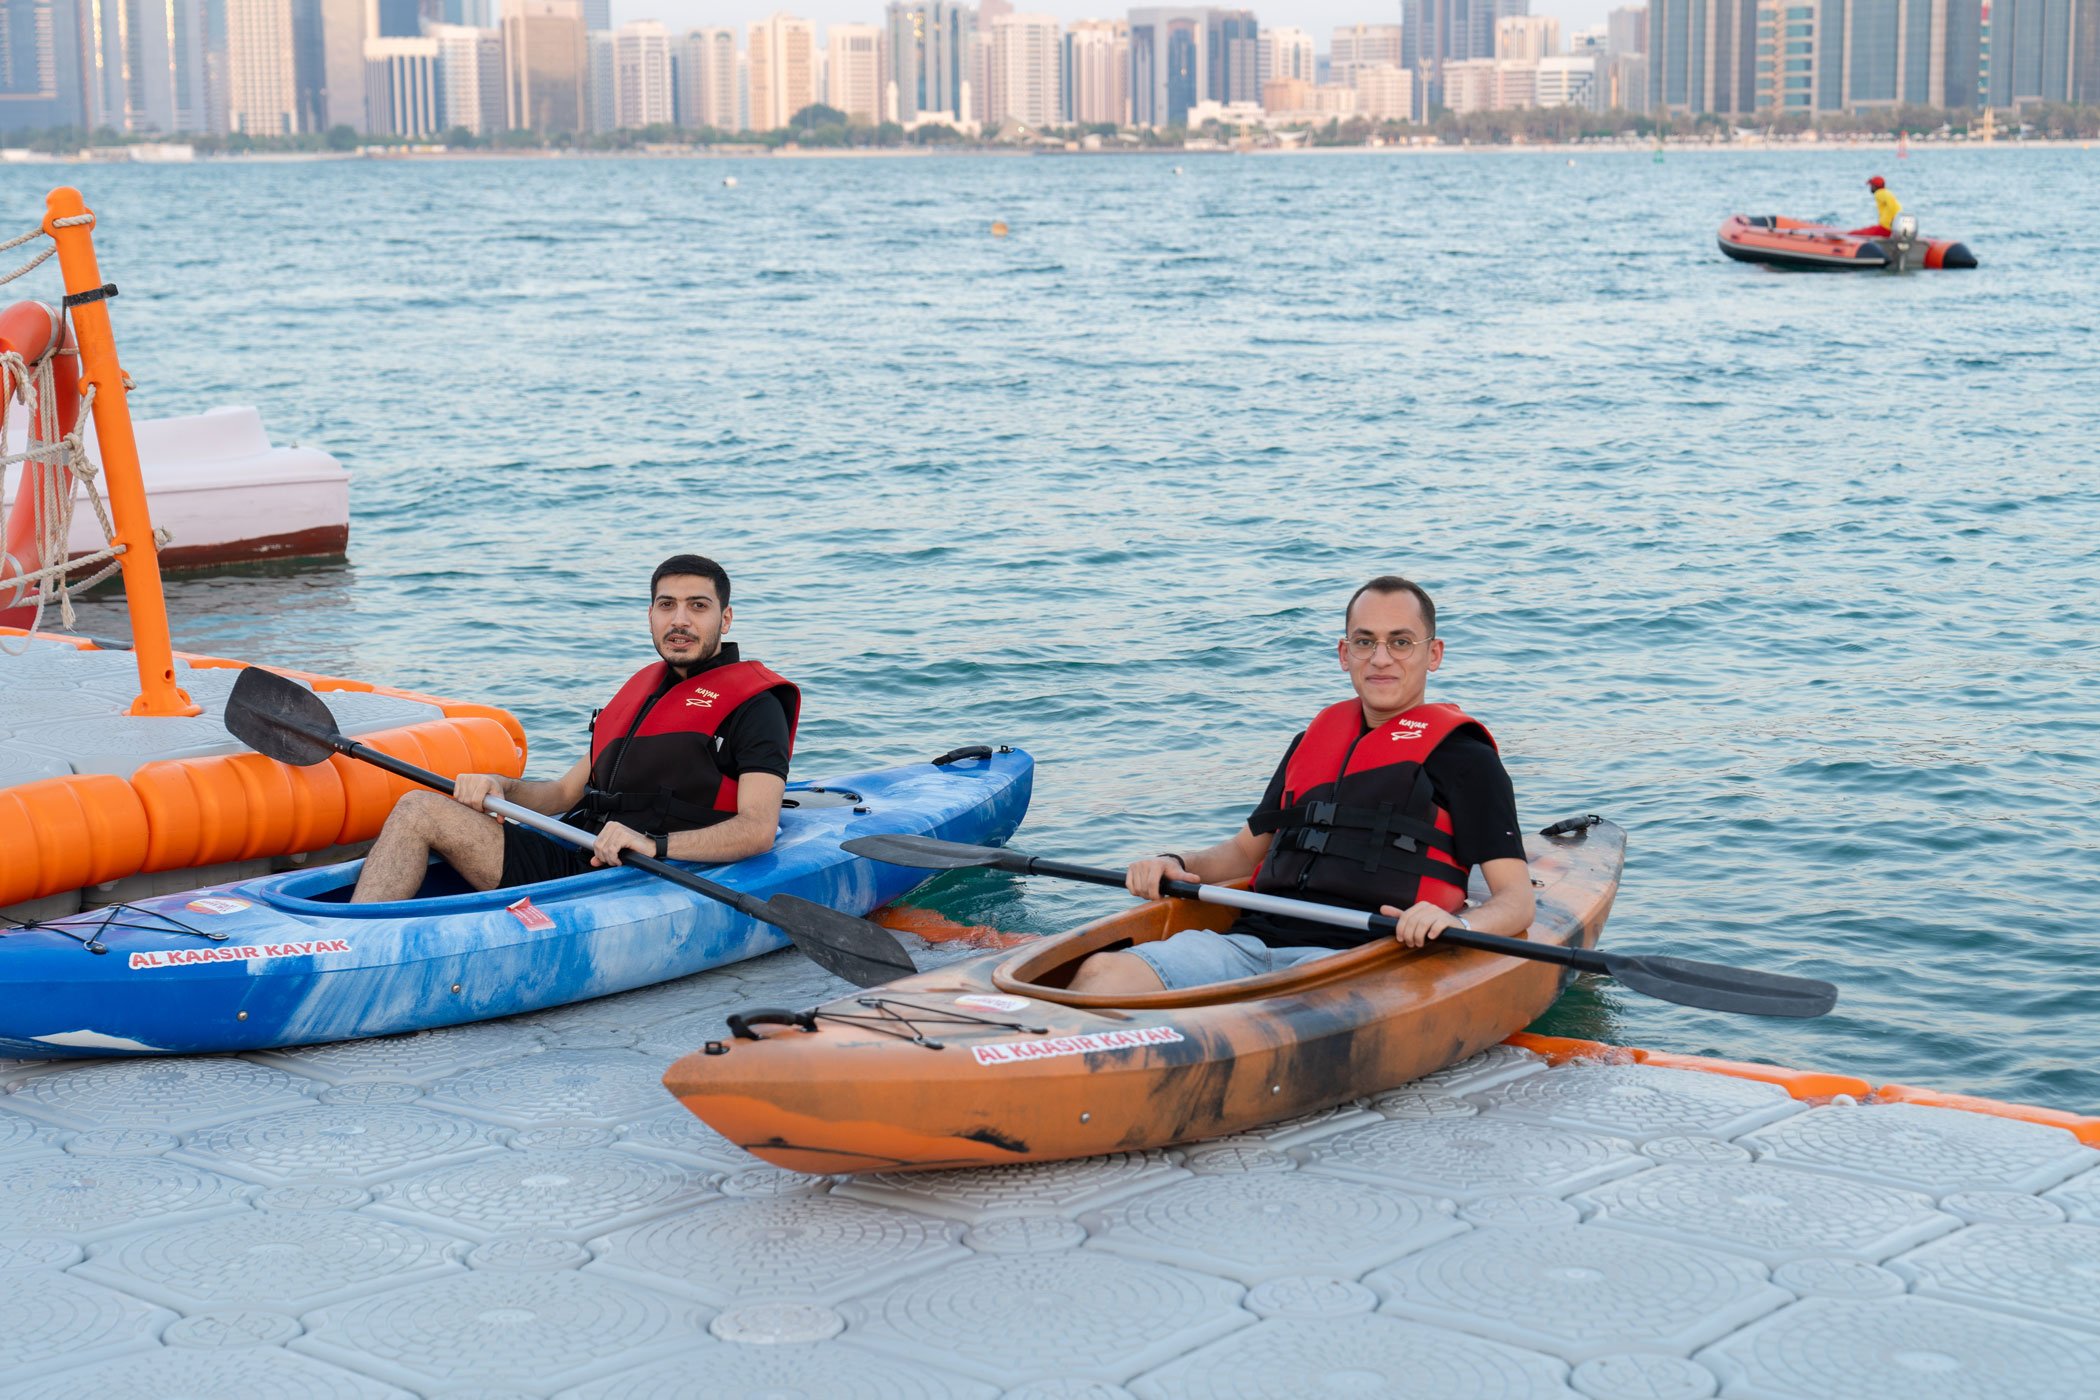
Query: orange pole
[{"left": 40, "top": 187, "right": 196, "bottom": 717}]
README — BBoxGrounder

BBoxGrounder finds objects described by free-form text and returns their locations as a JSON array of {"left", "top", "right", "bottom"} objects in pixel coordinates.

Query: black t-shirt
[
  {"left": 575, "top": 646, "right": 792, "bottom": 832},
  {"left": 1236, "top": 720, "right": 1524, "bottom": 947}
]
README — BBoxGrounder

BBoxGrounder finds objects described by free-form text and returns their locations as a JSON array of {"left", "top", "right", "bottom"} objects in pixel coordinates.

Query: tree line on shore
[{"left": 10, "top": 101, "right": 2099, "bottom": 156}]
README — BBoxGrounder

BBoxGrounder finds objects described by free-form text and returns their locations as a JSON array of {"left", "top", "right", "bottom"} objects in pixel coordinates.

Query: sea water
[{"left": 10, "top": 147, "right": 2097, "bottom": 1109}]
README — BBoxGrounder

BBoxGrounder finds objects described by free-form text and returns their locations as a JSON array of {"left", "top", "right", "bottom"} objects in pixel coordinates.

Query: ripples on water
[{"left": 10, "top": 148, "right": 2097, "bottom": 1107}]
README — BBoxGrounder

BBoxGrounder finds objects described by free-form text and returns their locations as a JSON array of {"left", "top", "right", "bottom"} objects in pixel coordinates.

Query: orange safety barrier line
[
  {"left": 1501, "top": 1032, "right": 2100, "bottom": 1145},
  {"left": 41, "top": 188, "right": 195, "bottom": 719}
]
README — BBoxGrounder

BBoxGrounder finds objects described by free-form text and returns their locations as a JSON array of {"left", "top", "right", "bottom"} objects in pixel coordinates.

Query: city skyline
[{"left": 607, "top": 0, "right": 1629, "bottom": 41}]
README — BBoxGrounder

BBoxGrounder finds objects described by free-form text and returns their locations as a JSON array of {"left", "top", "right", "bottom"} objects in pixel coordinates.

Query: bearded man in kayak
[
  {"left": 1851, "top": 175, "right": 1901, "bottom": 237},
  {"left": 1068, "top": 575, "right": 1534, "bottom": 993},
  {"left": 350, "top": 554, "right": 796, "bottom": 902}
]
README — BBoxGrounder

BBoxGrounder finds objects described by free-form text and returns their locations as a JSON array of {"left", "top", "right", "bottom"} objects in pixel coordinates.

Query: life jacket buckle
[
  {"left": 1304, "top": 800, "right": 1338, "bottom": 828},
  {"left": 1296, "top": 828, "right": 1331, "bottom": 854}
]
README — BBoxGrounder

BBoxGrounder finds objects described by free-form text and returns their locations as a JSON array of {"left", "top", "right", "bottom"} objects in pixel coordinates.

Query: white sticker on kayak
[
  {"left": 184, "top": 897, "right": 252, "bottom": 915},
  {"left": 956, "top": 994, "right": 1031, "bottom": 1014},
  {"left": 128, "top": 938, "right": 350, "bottom": 970},
  {"left": 972, "top": 1026, "right": 1184, "bottom": 1067}
]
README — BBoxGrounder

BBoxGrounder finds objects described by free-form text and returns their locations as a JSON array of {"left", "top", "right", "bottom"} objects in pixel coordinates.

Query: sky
[{"left": 607, "top": 1, "right": 1626, "bottom": 47}]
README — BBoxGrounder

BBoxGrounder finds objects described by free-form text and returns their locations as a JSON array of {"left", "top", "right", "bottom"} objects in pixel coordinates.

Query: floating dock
[{"left": 4, "top": 949, "right": 2097, "bottom": 1399}]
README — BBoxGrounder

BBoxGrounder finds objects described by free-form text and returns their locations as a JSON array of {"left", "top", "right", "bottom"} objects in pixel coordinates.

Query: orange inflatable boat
[
  {"left": 663, "top": 818, "right": 1626, "bottom": 1173},
  {"left": 1718, "top": 214, "right": 1976, "bottom": 272}
]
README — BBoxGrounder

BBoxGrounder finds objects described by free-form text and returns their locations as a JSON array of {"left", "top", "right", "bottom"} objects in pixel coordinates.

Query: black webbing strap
[{"left": 62, "top": 283, "right": 117, "bottom": 309}]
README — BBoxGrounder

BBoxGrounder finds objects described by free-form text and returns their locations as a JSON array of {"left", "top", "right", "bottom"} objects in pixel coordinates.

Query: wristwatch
[
  {"left": 1452, "top": 914, "right": 1472, "bottom": 931},
  {"left": 653, "top": 833, "right": 669, "bottom": 860}
]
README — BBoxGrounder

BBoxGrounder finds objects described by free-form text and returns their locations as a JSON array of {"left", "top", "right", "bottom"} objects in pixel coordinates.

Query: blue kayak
[{"left": 0, "top": 746, "right": 1032, "bottom": 1057}]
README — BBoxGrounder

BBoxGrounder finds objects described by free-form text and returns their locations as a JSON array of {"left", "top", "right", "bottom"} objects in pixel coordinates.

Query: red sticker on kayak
[
  {"left": 971, "top": 1026, "right": 1183, "bottom": 1066},
  {"left": 184, "top": 896, "right": 252, "bottom": 915},
  {"left": 507, "top": 897, "right": 555, "bottom": 932}
]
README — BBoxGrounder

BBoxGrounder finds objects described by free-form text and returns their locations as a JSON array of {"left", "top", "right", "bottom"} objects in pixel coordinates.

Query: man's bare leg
[
  {"left": 1065, "top": 950, "right": 1166, "bottom": 996},
  {"left": 351, "top": 791, "right": 507, "bottom": 902}
]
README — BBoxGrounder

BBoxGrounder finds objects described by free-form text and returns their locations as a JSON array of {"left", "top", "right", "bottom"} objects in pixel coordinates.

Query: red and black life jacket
[
  {"left": 1249, "top": 700, "right": 1493, "bottom": 915},
  {"left": 577, "top": 650, "right": 799, "bottom": 835}
]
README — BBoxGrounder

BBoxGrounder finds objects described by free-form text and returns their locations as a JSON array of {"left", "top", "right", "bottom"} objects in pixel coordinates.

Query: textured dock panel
[
  {"left": 75, "top": 1206, "right": 462, "bottom": 1312},
  {"left": 1741, "top": 1102, "right": 2098, "bottom": 1194},
  {"left": 2044, "top": 1163, "right": 2100, "bottom": 1222},
  {"left": 0, "top": 1346, "right": 412, "bottom": 1400},
  {"left": 0, "top": 1155, "right": 246, "bottom": 1237},
  {"left": 1471, "top": 1063, "right": 1800, "bottom": 1141},
  {"left": 1575, "top": 1161, "right": 1959, "bottom": 1262},
  {"left": 369, "top": 1146, "right": 719, "bottom": 1241},
  {"left": 589, "top": 1194, "right": 969, "bottom": 1305},
  {"left": 179, "top": 1102, "right": 500, "bottom": 1183},
  {"left": 295, "top": 1270, "right": 705, "bottom": 1394},
  {"left": 559, "top": 1340, "right": 999, "bottom": 1399},
  {"left": 1409, "top": 1044, "right": 1547, "bottom": 1095},
  {"left": 423, "top": 1049, "right": 678, "bottom": 1128},
  {"left": 4, "top": 1055, "right": 314, "bottom": 1130},
  {"left": 1698, "top": 1295, "right": 2100, "bottom": 1400},
  {"left": 1887, "top": 1223, "right": 2100, "bottom": 1332},
  {"left": 255, "top": 1023, "right": 548, "bottom": 1085},
  {"left": 0, "top": 1264, "right": 175, "bottom": 1381},
  {"left": 1083, "top": 1170, "right": 1466, "bottom": 1283},
  {"left": 1133, "top": 1314, "right": 1578, "bottom": 1399},
  {"left": 1372, "top": 1224, "right": 1790, "bottom": 1362},
  {"left": 838, "top": 1152, "right": 1187, "bottom": 1222},
  {"left": 614, "top": 1106, "right": 758, "bottom": 1171},
  {"left": 846, "top": 1251, "right": 1246, "bottom": 1384},
  {"left": 1299, "top": 1116, "right": 1644, "bottom": 1198}
]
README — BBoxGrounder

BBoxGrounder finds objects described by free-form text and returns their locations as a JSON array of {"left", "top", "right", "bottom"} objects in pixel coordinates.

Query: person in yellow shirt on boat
[
  {"left": 1852, "top": 176, "right": 1901, "bottom": 237},
  {"left": 1068, "top": 575, "right": 1536, "bottom": 994}
]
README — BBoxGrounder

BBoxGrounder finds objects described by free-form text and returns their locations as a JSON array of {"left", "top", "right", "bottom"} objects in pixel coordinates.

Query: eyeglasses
[{"left": 1344, "top": 635, "right": 1433, "bottom": 660}]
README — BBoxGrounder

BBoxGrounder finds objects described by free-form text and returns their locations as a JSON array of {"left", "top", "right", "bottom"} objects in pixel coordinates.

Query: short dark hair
[
  {"left": 1345, "top": 575, "right": 1436, "bottom": 635},
  {"left": 650, "top": 554, "right": 730, "bottom": 607}
]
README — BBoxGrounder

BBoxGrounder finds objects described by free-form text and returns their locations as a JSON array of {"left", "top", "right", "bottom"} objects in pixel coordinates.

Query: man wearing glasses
[{"left": 1069, "top": 575, "right": 1534, "bottom": 993}]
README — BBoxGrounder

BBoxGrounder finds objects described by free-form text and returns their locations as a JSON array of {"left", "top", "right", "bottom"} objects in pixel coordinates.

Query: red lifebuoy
[{"left": 1, "top": 299, "right": 83, "bottom": 628}]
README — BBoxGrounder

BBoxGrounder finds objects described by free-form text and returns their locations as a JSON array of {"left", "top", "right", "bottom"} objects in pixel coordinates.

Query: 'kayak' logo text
[
  {"left": 128, "top": 938, "right": 350, "bottom": 971},
  {"left": 684, "top": 689, "right": 720, "bottom": 708}
]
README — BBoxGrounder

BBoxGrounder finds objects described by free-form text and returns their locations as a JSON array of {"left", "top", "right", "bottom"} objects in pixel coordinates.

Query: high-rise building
[
  {"left": 1750, "top": 0, "right": 1983, "bottom": 113},
  {"left": 1610, "top": 51, "right": 1651, "bottom": 108},
  {"left": 826, "top": 22, "right": 884, "bottom": 122},
  {"left": 1537, "top": 53, "right": 1602, "bottom": 106},
  {"left": 1648, "top": 0, "right": 1757, "bottom": 114},
  {"left": 884, "top": 1, "right": 976, "bottom": 123},
  {"left": 227, "top": 0, "right": 299, "bottom": 134},
  {"left": 363, "top": 35, "right": 440, "bottom": 136},
  {"left": 1258, "top": 26, "right": 1315, "bottom": 85},
  {"left": 1609, "top": 4, "right": 1650, "bottom": 54},
  {"left": 748, "top": 13, "right": 815, "bottom": 128},
  {"left": 503, "top": 0, "right": 586, "bottom": 132},
  {"left": 986, "top": 13, "right": 1059, "bottom": 125},
  {"left": 612, "top": 20, "right": 673, "bottom": 128},
  {"left": 586, "top": 31, "right": 613, "bottom": 130},
  {"left": 318, "top": 0, "right": 366, "bottom": 130},
  {"left": 1332, "top": 22, "right": 1403, "bottom": 83},
  {"left": 78, "top": 0, "right": 214, "bottom": 132},
  {"left": 1128, "top": 7, "right": 1208, "bottom": 125},
  {"left": 677, "top": 28, "right": 737, "bottom": 128},
  {"left": 1405, "top": 0, "right": 1531, "bottom": 114},
  {"left": 0, "top": 0, "right": 89, "bottom": 131},
  {"left": 1985, "top": 0, "right": 2080, "bottom": 106},
  {"left": 1062, "top": 18, "right": 1128, "bottom": 123},
  {"left": 429, "top": 22, "right": 505, "bottom": 133},
  {"left": 1352, "top": 62, "right": 1415, "bottom": 117},
  {"left": 1210, "top": 10, "right": 1259, "bottom": 103},
  {"left": 1495, "top": 15, "right": 1560, "bottom": 59},
  {"left": 580, "top": 0, "right": 606, "bottom": 30},
  {"left": 2079, "top": 0, "right": 2100, "bottom": 101}
]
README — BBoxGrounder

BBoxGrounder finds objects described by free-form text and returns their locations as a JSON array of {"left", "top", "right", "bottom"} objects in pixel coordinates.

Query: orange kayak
[{"left": 662, "top": 818, "right": 1625, "bottom": 1173}]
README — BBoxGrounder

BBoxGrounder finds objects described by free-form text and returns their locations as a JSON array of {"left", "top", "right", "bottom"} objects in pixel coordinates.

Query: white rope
[{"left": 1, "top": 351, "right": 138, "bottom": 652}]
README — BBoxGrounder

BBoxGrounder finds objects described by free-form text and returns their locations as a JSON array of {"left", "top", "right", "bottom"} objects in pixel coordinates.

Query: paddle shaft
[
  {"left": 1018, "top": 856, "right": 1601, "bottom": 971},
  {"left": 335, "top": 737, "right": 772, "bottom": 920}
]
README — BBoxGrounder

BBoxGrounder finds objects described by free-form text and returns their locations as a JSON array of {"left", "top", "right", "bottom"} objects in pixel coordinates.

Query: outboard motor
[{"left": 1889, "top": 213, "right": 1921, "bottom": 274}]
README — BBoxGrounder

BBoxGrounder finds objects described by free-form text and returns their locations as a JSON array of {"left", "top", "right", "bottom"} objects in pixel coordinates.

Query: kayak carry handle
[
  {"left": 727, "top": 1008, "right": 820, "bottom": 1041},
  {"left": 931, "top": 745, "right": 994, "bottom": 766}
]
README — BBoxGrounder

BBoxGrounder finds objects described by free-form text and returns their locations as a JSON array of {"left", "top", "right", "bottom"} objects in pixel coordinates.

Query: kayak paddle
[
  {"left": 224, "top": 666, "right": 916, "bottom": 988},
  {"left": 841, "top": 833, "right": 1837, "bottom": 1019}
]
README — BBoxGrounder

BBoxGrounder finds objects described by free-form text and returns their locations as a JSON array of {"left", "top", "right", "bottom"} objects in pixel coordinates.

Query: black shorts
[{"left": 497, "top": 822, "right": 597, "bottom": 889}]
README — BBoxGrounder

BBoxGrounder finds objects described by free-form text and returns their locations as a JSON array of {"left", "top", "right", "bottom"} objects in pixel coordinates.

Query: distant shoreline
[{"left": 8, "top": 135, "right": 2094, "bottom": 166}]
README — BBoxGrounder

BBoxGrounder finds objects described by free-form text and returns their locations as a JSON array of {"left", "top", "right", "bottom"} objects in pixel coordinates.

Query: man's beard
[{"left": 655, "top": 631, "right": 720, "bottom": 674}]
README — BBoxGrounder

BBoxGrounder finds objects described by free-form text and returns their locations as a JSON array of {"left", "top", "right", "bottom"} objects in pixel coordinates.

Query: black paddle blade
[
  {"left": 225, "top": 666, "right": 344, "bottom": 767},
  {"left": 764, "top": 894, "right": 918, "bottom": 988},
  {"left": 841, "top": 833, "right": 1021, "bottom": 872},
  {"left": 1603, "top": 952, "right": 1838, "bottom": 1019}
]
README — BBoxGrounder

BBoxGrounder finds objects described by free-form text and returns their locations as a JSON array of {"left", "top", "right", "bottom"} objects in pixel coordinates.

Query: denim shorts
[{"left": 1127, "top": 927, "right": 1339, "bottom": 990}]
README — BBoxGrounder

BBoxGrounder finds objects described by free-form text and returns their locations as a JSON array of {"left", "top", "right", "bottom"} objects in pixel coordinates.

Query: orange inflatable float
[
  {"left": 0, "top": 300, "right": 82, "bottom": 628},
  {"left": 663, "top": 820, "right": 1626, "bottom": 1173}
]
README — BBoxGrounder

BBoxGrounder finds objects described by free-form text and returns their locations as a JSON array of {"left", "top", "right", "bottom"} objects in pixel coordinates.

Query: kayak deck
[{"left": 3, "top": 945, "right": 2095, "bottom": 1395}]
